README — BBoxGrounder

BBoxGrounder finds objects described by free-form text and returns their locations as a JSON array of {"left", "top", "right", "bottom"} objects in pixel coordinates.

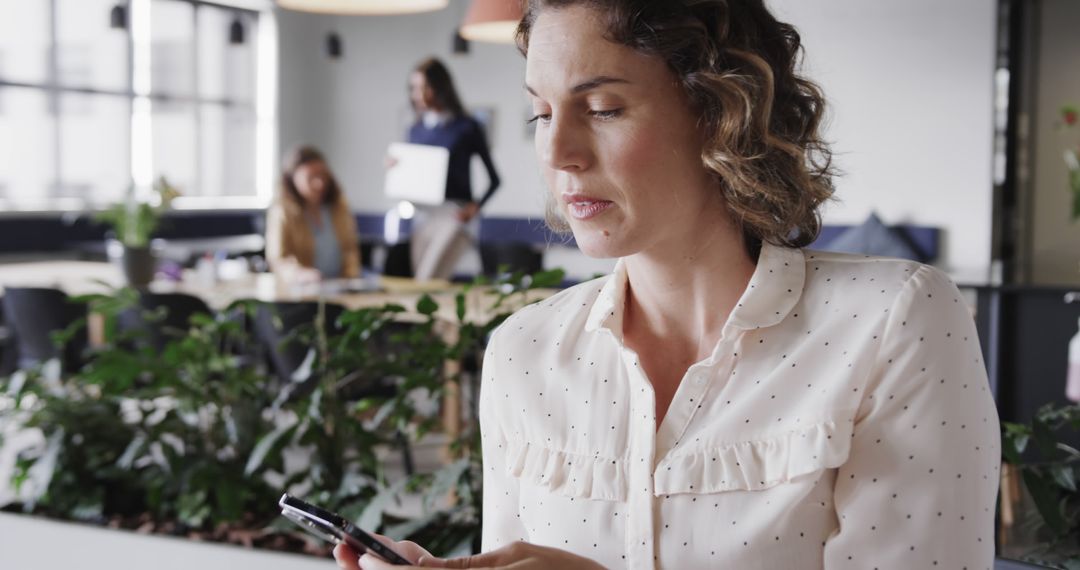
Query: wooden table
[
  {"left": 0, "top": 260, "right": 555, "bottom": 455},
  {"left": 0, "top": 260, "right": 545, "bottom": 324}
]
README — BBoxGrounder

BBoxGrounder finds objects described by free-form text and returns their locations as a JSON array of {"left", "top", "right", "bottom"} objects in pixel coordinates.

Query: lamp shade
[
  {"left": 460, "top": 0, "right": 523, "bottom": 44},
  {"left": 277, "top": 0, "right": 448, "bottom": 15}
]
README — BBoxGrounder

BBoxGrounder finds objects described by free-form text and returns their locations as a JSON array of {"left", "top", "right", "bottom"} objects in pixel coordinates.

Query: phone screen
[{"left": 278, "top": 493, "right": 412, "bottom": 565}]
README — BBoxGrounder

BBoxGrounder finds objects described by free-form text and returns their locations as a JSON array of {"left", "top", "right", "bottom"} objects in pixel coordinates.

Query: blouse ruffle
[{"left": 501, "top": 416, "right": 853, "bottom": 501}]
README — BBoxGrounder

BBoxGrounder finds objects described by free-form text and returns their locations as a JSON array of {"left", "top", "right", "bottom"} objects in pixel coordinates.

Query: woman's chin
[{"left": 572, "top": 229, "right": 631, "bottom": 260}]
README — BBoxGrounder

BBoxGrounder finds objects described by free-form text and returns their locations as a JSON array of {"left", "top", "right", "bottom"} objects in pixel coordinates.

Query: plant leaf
[
  {"left": 244, "top": 422, "right": 297, "bottom": 476},
  {"left": 530, "top": 269, "right": 565, "bottom": 289},
  {"left": 416, "top": 294, "right": 438, "bottom": 316},
  {"left": 1022, "top": 468, "right": 1068, "bottom": 535},
  {"left": 1051, "top": 464, "right": 1078, "bottom": 492}
]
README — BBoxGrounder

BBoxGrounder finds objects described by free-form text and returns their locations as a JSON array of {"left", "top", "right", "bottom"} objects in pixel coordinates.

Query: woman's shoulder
[
  {"left": 800, "top": 249, "right": 969, "bottom": 335},
  {"left": 489, "top": 274, "right": 611, "bottom": 346},
  {"left": 800, "top": 249, "right": 952, "bottom": 299}
]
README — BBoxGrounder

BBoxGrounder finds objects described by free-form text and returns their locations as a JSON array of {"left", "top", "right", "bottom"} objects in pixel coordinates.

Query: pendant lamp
[
  {"left": 459, "top": 0, "right": 523, "bottom": 44},
  {"left": 276, "top": 0, "right": 448, "bottom": 16}
]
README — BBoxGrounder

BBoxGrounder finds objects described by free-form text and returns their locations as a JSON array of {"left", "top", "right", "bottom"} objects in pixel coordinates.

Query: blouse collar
[
  {"left": 422, "top": 110, "right": 452, "bottom": 129},
  {"left": 585, "top": 242, "right": 806, "bottom": 337}
]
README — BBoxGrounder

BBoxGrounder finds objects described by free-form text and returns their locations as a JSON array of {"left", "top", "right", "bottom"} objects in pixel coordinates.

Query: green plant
[
  {"left": 6, "top": 294, "right": 289, "bottom": 529},
  {"left": 0, "top": 267, "right": 565, "bottom": 557},
  {"left": 1002, "top": 403, "right": 1080, "bottom": 567},
  {"left": 341, "top": 268, "right": 566, "bottom": 556},
  {"left": 96, "top": 177, "right": 180, "bottom": 248}
]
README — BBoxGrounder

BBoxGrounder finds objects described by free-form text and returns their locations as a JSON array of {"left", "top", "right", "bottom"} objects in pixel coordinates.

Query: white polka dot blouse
[{"left": 478, "top": 243, "right": 1000, "bottom": 569}]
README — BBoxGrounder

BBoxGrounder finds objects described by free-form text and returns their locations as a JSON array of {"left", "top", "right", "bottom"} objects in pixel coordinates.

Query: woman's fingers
[
  {"left": 433, "top": 549, "right": 513, "bottom": 569},
  {"left": 333, "top": 544, "right": 363, "bottom": 570},
  {"left": 366, "top": 532, "right": 432, "bottom": 565}
]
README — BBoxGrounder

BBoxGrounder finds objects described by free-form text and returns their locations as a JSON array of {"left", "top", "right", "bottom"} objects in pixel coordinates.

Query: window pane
[
  {"left": 56, "top": 0, "right": 130, "bottom": 92},
  {"left": 150, "top": 0, "right": 194, "bottom": 98},
  {"left": 0, "top": 0, "right": 50, "bottom": 84},
  {"left": 58, "top": 93, "right": 129, "bottom": 205},
  {"left": 197, "top": 7, "right": 256, "bottom": 103},
  {"left": 152, "top": 101, "right": 196, "bottom": 195},
  {"left": 199, "top": 103, "right": 255, "bottom": 197},
  {"left": 0, "top": 87, "right": 56, "bottom": 207}
]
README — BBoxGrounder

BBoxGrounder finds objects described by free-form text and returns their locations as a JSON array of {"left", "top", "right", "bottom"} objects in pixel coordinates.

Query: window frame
[{"left": 0, "top": 0, "right": 276, "bottom": 214}]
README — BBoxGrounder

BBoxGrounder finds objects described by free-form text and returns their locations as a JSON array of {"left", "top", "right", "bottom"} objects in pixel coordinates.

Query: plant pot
[
  {"left": 106, "top": 239, "right": 157, "bottom": 288},
  {"left": 0, "top": 512, "right": 332, "bottom": 570}
]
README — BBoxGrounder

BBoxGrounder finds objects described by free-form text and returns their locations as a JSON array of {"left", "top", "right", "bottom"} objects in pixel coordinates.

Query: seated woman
[
  {"left": 338, "top": 0, "right": 1000, "bottom": 568},
  {"left": 265, "top": 146, "right": 361, "bottom": 281}
]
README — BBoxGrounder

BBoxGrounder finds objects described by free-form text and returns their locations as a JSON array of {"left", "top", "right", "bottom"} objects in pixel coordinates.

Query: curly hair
[{"left": 517, "top": 0, "right": 836, "bottom": 250}]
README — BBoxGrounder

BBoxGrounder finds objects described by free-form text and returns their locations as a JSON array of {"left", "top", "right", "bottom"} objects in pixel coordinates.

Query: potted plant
[
  {"left": 0, "top": 267, "right": 565, "bottom": 567},
  {"left": 1001, "top": 403, "right": 1080, "bottom": 568},
  {"left": 96, "top": 177, "right": 180, "bottom": 287}
]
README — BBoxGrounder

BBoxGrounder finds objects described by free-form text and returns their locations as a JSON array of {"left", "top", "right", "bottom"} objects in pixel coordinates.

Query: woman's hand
[
  {"left": 455, "top": 202, "right": 480, "bottom": 223},
  {"left": 354, "top": 542, "right": 606, "bottom": 570},
  {"left": 332, "top": 536, "right": 433, "bottom": 569}
]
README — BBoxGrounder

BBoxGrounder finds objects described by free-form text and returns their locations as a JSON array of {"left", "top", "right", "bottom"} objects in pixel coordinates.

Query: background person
[
  {"left": 265, "top": 145, "right": 361, "bottom": 282},
  {"left": 396, "top": 57, "right": 500, "bottom": 280}
]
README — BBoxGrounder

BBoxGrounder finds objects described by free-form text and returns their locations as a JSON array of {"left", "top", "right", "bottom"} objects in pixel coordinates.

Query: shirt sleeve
[
  {"left": 470, "top": 122, "right": 500, "bottom": 209},
  {"left": 479, "top": 329, "right": 527, "bottom": 550},
  {"left": 824, "top": 265, "right": 1000, "bottom": 569}
]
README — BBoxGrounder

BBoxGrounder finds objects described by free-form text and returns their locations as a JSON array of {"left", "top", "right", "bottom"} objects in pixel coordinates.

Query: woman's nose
[{"left": 541, "top": 116, "right": 590, "bottom": 172}]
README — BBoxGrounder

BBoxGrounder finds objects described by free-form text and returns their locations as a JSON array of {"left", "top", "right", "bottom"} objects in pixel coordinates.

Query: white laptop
[{"left": 383, "top": 142, "right": 449, "bottom": 206}]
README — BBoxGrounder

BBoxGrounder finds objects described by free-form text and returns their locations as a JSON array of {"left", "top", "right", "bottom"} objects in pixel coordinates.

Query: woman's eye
[
  {"left": 590, "top": 109, "right": 622, "bottom": 120},
  {"left": 526, "top": 113, "right": 551, "bottom": 125}
]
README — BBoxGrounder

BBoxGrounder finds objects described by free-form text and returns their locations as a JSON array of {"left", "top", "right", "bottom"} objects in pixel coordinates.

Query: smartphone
[{"left": 278, "top": 493, "right": 412, "bottom": 565}]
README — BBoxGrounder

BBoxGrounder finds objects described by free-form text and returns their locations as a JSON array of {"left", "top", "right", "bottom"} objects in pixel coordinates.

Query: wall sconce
[
  {"left": 326, "top": 32, "right": 343, "bottom": 59},
  {"left": 452, "top": 31, "right": 470, "bottom": 55},
  {"left": 229, "top": 18, "right": 246, "bottom": 45},
  {"left": 110, "top": 3, "right": 128, "bottom": 30}
]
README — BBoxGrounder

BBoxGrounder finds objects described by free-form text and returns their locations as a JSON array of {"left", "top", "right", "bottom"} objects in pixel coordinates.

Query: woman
[
  {"left": 401, "top": 58, "right": 500, "bottom": 280},
  {"left": 265, "top": 145, "right": 361, "bottom": 281},
  {"left": 339, "top": 1, "right": 999, "bottom": 568}
]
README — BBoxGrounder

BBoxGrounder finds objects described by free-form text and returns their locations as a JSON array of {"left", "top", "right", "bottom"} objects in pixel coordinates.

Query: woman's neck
[
  {"left": 303, "top": 201, "right": 325, "bottom": 225},
  {"left": 622, "top": 212, "right": 756, "bottom": 360}
]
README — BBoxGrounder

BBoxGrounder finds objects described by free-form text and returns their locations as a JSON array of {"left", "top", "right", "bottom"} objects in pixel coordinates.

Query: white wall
[
  {"left": 1030, "top": 0, "right": 1080, "bottom": 286},
  {"left": 277, "top": 0, "right": 998, "bottom": 279},
  {"left": 769, "top": 0, "right": 998, "bottom": 280},
  {"left": 278, "top": 3, "right": 545, "bottom": 219}
]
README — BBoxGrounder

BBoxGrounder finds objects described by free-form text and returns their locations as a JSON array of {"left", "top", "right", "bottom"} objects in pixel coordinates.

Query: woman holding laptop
[{"left": 398, "top": 58, "right": 501, "bottom": 280}]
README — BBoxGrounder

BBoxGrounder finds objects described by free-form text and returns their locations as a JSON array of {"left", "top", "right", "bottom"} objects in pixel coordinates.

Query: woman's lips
[{"left": 564, "top": 196, "right": 614, "bottom": 221}]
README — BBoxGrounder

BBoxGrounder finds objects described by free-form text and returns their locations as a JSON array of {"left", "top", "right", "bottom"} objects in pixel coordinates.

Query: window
[{"left": 0, "top": 0, "right": 275, "bottom": 212}]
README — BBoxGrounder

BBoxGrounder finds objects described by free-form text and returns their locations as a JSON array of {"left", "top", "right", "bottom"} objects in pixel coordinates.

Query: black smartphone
[{"left": 278, "top": 493, "right": 412, "bottom": 565}]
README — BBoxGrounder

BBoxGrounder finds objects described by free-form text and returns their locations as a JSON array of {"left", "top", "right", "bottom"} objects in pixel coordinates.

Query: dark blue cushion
[{"left": 823, "top": 213, "right": 921, "bottom": 261}]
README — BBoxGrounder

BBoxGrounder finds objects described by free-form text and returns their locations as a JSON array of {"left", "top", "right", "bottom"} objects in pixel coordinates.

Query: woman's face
[
  {"left": 292, "top": 160, "right": 330, "bottom": 206},
  {"left": 409, "top": 71, "right": 436, "bottom": 112},
  {"left": 525, "top": 6, "right": 721, "bottom": 259}
]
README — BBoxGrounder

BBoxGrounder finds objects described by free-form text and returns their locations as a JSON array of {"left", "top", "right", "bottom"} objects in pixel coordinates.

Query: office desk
[
  {"left": 0, "top": 260, "right": 549, "bottom": 324},
  {"left": 0, "top": 260, "right": 555, "bottom": 450}
]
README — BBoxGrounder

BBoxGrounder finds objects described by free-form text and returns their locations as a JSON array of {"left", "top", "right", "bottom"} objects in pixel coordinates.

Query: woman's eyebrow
[{"left": 525, "top": 75, "right": 631, "bottom": 97}]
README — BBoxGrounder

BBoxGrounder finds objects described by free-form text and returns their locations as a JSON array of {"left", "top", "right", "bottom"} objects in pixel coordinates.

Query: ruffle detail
[
  {"left": 654, "top": 418, "right": 853, "bottom": 495},
  {"left": 505, "top": 440, "right": 627, "bottom": 502}
]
